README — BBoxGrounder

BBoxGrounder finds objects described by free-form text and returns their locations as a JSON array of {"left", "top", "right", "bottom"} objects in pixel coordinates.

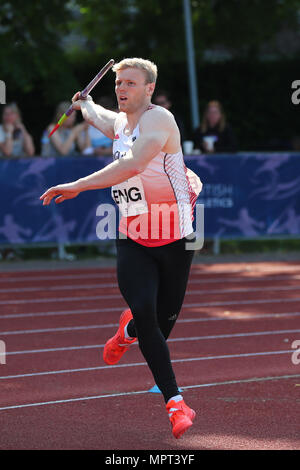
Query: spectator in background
[
  {"left": 41, "top": 101, "right": 89, "bottom": 157},
  {"left": 153, "top": 90, "right": 186, "bottom": 142},
  {"left": 192, "top": 100, "right": 238, "bottom": 154},
  {"left": 79, "top": 96, "right": 116, "bottom": 156},
  {"left": 0, "top": 103, "right": 35, "bottom": 158}
]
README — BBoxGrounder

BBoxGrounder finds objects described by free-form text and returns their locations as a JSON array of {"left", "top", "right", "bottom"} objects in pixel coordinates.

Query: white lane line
[
  {"left": 2, "top": 286, "right": 300, "bottom": 305},
  {"left": 186, "top": 297, "right": 300, "bottom": 307},
  {"left": 0, "top": 294, "right": 120, "bottom": 305},
  {"left": 0, "top": 373, "right": 298, "bottom": 411},
  {"left": 191, "top": 266, "right": 300, "bottom": 273},
  {"left": 0, "top": 307, "right": 121, "bottom": 319},
  {"left": 1, "top": 312, "right": 300, "bottom": 336},
  {"left": 170, "top": 329, "right": 300, "bottom": 341},
  {"left": 0, "top": 349, "right": 293, "bottom": 380},
  {"left": 0, "top": 324, "right": 117, "bottom": 336},
  {"left": 0, "top": 272, "right": 116, "bottom": 283},
  {"left": 1, "top": 263, "right": 300, "bottom": 284},
  {"left": 2, "top": 275, "right": 300, "bottom": 294},
  {"left": 0, "top": 268, "right": 266, "bottom": 284},
  {"left": 0, "top": 283, "right": 118, "bottom": 293},
  {"left": 181, "top": 374, "right": 300, "bottom": 390},
  {"left": 5, "top": 328, "right": 300, "bottom": 356},
  {"left": 2, "top": 306, "right": 300, "bottom": 322},
  {"left": 179, "top": 312, "right": 300, "bottom": 323},
  {"left": 190, "top": 275, "right": 300, "bottom": 284}
]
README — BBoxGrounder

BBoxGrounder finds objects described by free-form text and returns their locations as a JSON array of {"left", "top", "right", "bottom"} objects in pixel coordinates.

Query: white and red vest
[{"left": 112, "top": 110, "right": 202, "bottom": 247}]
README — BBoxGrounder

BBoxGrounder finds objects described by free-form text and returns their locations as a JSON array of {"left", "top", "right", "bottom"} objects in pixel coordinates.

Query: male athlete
[{"left": 40, "top": 58, "right": 202, "bottom": 439}]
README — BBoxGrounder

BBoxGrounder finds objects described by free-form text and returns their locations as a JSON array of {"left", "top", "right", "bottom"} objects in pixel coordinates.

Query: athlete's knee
[
  {"left": 131, "top": 300, "right": 158, "bottom": 331},
  {"left": 156, "top": 309, "right": 180, "bottom": 339},
  {"left": 131, "top": 298, "right": 155, "bottom": 316},
  {"left": 159, "top": 322, "right": 174, "bottom": 340}
]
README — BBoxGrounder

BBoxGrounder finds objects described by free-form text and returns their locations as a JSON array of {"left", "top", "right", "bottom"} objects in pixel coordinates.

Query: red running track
[{"left": 0, "top": 261, "right": 299, "bottom": 450}]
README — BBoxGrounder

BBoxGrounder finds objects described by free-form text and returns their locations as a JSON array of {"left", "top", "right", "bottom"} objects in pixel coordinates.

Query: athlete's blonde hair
[{"left": 112, "top": 58, "right": 158, "bottom": 84}]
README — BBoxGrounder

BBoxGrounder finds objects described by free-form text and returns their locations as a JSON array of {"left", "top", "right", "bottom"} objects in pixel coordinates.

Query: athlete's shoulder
[
  {"left": 140, "top": 104, "right": 176, "bottom": 129},
  {"left": 146, "top": 104, "right": 175, "bottom": 119}
]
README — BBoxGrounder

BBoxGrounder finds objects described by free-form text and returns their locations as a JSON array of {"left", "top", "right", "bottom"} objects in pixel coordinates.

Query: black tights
[{"left": 116, "top": 235, "right": 194, "bottom": 403}]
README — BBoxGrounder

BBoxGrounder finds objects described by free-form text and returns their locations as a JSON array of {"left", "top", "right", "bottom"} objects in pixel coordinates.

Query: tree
[
  {"left": 192, "top": 0, "right": 300, "bottom": 60},
  {"left": 71, "top": 0, "right": 187, "bottom": 64},
  {"left": 74, "top": 0, "right": 300, "bottom": 63},
  {"left": 0, "top": 0, "right": 79, "bottom": 103}
]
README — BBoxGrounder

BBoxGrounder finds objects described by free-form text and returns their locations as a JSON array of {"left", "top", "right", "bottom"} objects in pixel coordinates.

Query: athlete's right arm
[{"left": 71, "top": 92, "right": 118, "bottom": 140}]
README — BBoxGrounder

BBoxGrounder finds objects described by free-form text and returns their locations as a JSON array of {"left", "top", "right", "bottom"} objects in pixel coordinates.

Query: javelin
[{"left": 48, "top": 59, "right": 115, "bottom": 137}]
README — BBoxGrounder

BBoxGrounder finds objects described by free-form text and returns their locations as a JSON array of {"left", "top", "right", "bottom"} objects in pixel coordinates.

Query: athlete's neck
[{"left": 125, "top": 101, "right": 153, "bottom": 134}]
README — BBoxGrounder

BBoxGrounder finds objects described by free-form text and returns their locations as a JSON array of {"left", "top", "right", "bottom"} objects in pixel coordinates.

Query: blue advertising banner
[
  {"left": 0, "top": 152, "right": 300, "bottom": 245},
  {"left": 193, "top": 152, "right": 300, "bottom": 238}
]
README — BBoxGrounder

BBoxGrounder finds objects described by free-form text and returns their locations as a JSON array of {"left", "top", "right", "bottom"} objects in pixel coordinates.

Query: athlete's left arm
[{"left": 40, "top": 109, "right": 172, "bottom": 204}]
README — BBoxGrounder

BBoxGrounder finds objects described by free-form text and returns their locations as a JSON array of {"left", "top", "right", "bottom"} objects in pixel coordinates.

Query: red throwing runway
[{"left": 0, "top": 260, "right": 299, "bottom": 450}]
